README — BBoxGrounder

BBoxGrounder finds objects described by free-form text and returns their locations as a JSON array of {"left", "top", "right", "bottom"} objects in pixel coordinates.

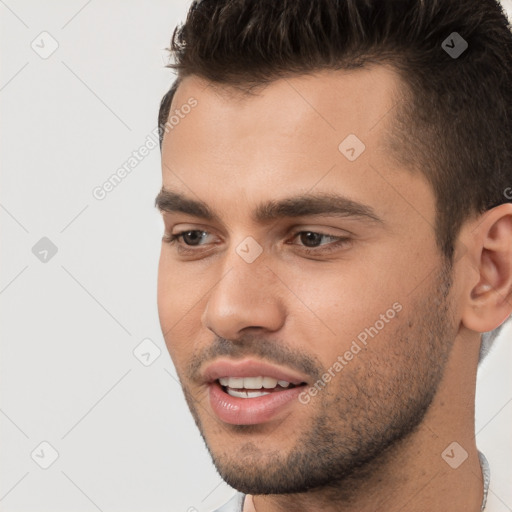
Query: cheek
[
  {"left": 287, "top": 261, "right": 402, "bottom": 336},
  {"left": 157, "top": 251, "right": 176, "bottom": 331},
  {"left": 157, "top": 250, "right": 221, "bottom": 372},
  {"left": 280, "top": 262, "right": 412, "bottom": 383},
  {"left": 157, "top": 251, "right": 199, "bottom": 355}
]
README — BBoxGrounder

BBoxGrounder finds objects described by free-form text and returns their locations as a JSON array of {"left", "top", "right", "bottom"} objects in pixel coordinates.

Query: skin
[{"left": 156, "top": 66, "right": 512, "bottom": 511}]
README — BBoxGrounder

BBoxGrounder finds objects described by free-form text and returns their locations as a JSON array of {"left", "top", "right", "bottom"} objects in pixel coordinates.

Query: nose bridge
[
  {"left": 201, "top": 240, "right": 285, "bottom": 337},
  {"left": 218, "top": 235, "right": 271, "bottom": 297}
]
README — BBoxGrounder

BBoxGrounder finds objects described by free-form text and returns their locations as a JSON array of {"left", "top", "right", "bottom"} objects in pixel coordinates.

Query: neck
[{"left": 246, "top": 330, "right": 485, "bottom": 512}]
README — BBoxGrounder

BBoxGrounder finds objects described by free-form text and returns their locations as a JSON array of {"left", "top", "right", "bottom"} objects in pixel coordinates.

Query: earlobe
[{"left": 461, "top": 203, "right": 512, "bottom": 333}]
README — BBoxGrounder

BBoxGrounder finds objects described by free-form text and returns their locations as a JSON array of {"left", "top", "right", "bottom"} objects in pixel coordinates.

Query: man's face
[{"left": 157, "top": 67, "right": 459, "bottom": 493}]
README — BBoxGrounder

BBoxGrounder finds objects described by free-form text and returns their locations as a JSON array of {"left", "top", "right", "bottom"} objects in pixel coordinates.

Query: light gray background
[{"left": 1, "top": 1, "right": 511, "bottom": 511}]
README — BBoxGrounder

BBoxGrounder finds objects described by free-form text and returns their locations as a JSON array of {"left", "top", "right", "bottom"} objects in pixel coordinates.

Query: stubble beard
[{"left": 182, "top": 264, "right": 456, "bottom": 498}]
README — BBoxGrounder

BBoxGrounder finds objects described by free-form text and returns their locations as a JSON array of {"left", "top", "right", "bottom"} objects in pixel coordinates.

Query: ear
[{"left": 461, "top": 203, "right": 512, "bottom": 333}]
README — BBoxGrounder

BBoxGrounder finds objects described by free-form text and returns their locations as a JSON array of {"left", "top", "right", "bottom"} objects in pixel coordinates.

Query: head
[{"left": 156, "top": 0, "right": 512, "bottom": 496}]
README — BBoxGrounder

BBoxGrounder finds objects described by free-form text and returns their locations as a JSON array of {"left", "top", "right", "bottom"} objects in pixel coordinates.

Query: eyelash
[{"left": 162, "top": 229, "right": 350, "bottom": 256}]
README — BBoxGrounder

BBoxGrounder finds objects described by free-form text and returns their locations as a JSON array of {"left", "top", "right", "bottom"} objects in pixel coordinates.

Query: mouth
[
  {"left": 203, "top": 360, "right": 309, "bottom": 425},
  {"left": 217, "top": 376, "right": 304, "bottom": 398}
]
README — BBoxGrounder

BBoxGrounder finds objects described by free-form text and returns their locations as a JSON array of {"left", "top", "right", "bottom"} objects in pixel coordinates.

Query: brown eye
[
  {"left": 299, "top": 232, "right": 327, "bottom": 248},
  {"left": 162, "top": 230, "right": 212, "bottom": 247},
  {"left": 179, "top": 230, "right": 208, "bottom": 246},
  {"left": 289, "top": 230, "right": 351, "bottom": 255}
]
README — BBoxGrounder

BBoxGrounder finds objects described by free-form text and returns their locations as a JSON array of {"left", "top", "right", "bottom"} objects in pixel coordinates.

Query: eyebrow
[{"left": 154, "top": 187, "right": 383, "bottom": 225}]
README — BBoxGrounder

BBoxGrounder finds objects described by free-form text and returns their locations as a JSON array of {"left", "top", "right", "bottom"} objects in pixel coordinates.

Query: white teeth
[
  {"left": 243, "top": 376, "right": 263, "bottom": 389},
  {"left": 219, "top": 376, "right": 293, "bottom": 389},
  {"left": 226, "top": 388, "right": 271, "bottom": 398},
  {"left": 228, "top": 377, "right": 244, "bottom": 388},
  {"left": 262, "top": 377, "right": 278, "bottom": 388}
]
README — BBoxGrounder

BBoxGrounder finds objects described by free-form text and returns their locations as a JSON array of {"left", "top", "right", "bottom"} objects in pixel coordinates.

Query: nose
[{"left": 201, "top": 249, "right": 286, "bottom": 340}]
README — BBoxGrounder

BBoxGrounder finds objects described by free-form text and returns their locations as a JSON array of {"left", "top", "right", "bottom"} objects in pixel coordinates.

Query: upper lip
[{"left": 202, "top": 358, "right": 309, "bottom": 385}]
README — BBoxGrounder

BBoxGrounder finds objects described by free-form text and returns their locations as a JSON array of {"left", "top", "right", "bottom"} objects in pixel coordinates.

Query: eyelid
[
  {"left": 164, "top": 229, "right": 218, "bottom": 245},
  {"left": 287, "top": 230, "right": 351, "bottom": 255},
  {"left": 170, "top": 228, "right": 220, "bottom": 243},
  {"left": 163, "top": 227, "right": 352, "bottom": 256},
  {"left": 166, "top": 224, "right": 350, "bottom": 241},
  {"left": 288, "top": 224, "right": 353, "bottom": 237}
]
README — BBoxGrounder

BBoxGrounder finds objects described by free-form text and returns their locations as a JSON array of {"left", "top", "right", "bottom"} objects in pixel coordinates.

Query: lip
[
  {"left": 202, "top": 358, "right": 308, "bottom": 385},
  {"left": 209, "top": 380, "right": 305, "bottom": 425},
  {"left": 203, "top": 358, "right": 309, "bottom": 425}
]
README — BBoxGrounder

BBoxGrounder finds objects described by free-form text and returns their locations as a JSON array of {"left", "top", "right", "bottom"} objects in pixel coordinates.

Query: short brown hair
[{"left": 159, "top": 0, "right": 512, "bottom": 263}]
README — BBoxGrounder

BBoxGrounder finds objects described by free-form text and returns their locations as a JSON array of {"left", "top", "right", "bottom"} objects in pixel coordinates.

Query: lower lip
[{"left": 208, "top": 381, "right": 304, "bottom": 425}]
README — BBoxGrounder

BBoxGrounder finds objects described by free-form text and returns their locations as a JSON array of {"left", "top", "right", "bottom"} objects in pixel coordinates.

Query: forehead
[
  {"left": 160, "top": 66, "right": 433, "bottom": 228},
  {"left": 162, "top": 65, "right": 402, "bottom": 174},
  {"left": 168, "top": 65, "right": 402, "bottom": 138}
]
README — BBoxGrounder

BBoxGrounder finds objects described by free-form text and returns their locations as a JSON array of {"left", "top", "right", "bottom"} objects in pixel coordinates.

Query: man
[{"left": 155, "top": 0, "right": 512, "bottom": 510}]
